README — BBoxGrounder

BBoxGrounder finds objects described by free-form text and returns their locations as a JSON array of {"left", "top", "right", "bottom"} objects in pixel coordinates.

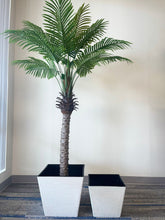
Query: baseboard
[
  {"left": 122, "top": 176, "right": 165, "bottom": 184},
  {"left": 12, "top": 175, "right": 37, "bottom": 183},
  {"left": 0, "top": 176, "right": 12, "bottom": 192},
  {"left": 1, "top": 175, "right": 165, "bottom": 188},
  {"left": 10, "top": 175, "right": 165, "bottom": 184}
]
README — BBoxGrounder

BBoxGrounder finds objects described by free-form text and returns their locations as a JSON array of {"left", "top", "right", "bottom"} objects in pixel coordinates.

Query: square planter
[
  {"left": 88, "top": 174, "right": 126, "bottom": 218},
  {"left": 37, "top": 164, "right": 84, "bottom": 217}
]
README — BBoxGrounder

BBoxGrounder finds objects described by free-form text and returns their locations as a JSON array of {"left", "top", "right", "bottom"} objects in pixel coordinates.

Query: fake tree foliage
[{"left": 5, "top": 0, "right": 132, "bottom": 176}]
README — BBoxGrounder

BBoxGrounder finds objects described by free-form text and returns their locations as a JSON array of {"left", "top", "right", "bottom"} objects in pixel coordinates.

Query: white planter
[
  {"left": 37, "top": 164, "right": 84, "bottom": 217},
  {"left": 88, "top": 174, "right": 126, "bottom": 218}
]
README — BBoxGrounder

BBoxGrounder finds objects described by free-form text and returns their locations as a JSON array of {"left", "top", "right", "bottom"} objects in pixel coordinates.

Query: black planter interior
[
  {"left": 88, "top": 174, "right": 125, "bottom": 187},
  {"left": 39, "top": 164, "right": 84, "bottom": 177}
]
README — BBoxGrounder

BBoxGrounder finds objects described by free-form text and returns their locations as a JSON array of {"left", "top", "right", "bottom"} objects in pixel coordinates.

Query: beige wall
[
  {"left": 12, "top": 0, "right": 165, "bottom": 176},
  {"left": 0, "top": 0, "right": 15, "bottom": 184}
]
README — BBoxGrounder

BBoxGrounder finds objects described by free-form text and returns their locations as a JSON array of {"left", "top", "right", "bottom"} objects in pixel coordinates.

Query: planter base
[
  {"left": 88, "top": 174, "right": 126, "bottom": 218},
  {"left": 38, "top": 164, "right": 84, "bottom": 217}
]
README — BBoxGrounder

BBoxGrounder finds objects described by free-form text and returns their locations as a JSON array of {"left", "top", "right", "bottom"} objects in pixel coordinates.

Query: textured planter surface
[
  {"left": 37, "top": 164, "right": 84, "bottom": 217},
  {"left": 88, "top": 174, "right": 126, "bottom": 218}
]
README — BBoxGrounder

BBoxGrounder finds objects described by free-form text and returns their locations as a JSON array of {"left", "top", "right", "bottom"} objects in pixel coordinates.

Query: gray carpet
[{"left": 0, "top": 177, "right": 165, "bottom": 220}]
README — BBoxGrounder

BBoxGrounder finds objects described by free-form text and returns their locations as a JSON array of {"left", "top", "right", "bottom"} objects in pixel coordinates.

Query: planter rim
[
  {"left": 38, "top": 164, "right": 84, "bottom": 177},
  {"left": 88, "top": 174, "right": 125, "bottom": 187}
]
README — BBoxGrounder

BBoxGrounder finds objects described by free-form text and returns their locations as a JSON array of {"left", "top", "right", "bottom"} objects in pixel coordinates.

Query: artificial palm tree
[{"left": 5, "top": 0, "right": 132, "bottom": 176}]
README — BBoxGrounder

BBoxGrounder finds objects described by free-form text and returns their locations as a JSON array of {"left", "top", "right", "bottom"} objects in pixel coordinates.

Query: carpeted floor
[{"left": 0, "top": 177, "right": 165, "bottom": 220}]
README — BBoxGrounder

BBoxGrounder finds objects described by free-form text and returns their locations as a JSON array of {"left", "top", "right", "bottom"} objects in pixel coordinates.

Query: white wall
[
  {"left": 12, "top": 0, "right": 165, "bottom": 177},
  {"left": 0, "top": 0, "right": 15, "bottom": 184}
]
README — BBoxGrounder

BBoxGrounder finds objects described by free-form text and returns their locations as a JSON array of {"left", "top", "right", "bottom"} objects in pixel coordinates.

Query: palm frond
[
  {"left": 75, "top": 53, "right": 132, "bottom": 77},
  {"left": 74, "top": 3, "right": 91, "bottom": 36},
  {"left": 74, "top": 51, "right": 104, "bottom": 76},
  {"left": 4, "top": 21, "right": 59, "bottom": 62},
  {"left": 23, "top": 21, "right": 63, "bottom": 62},
  {"left": 43, "top": 0, "right": 75, "bottom": 53},
  {"left": 74, "top": 37, "right": 131, "bottom": 67},
  {"left": 75, "top": 19, "right": 108, "bottom": 52},
  {"left": 13, "top": 57, "right": 56, "bottom": 79},
  {"left": 66, "top": 3, "right": 91, "bottom": 57},
  {"left": 84, "top": 37, "right": 132, "bottom": 55},
  {"left": 97, "top": 55, "right": 132, "bottom": 65}
]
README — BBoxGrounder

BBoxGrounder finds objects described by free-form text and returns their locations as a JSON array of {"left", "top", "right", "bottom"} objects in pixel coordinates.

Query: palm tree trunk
[{"left": 60, "top": 113, "right": 71, "bottom": 176}]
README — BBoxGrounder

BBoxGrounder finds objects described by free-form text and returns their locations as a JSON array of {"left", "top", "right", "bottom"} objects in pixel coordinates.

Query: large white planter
[
  {"left": 37, "top": 164, "right": 84, "bottom": 217},
  {"left": 88, "top": 174, "right": 126, "bottom": 218}
]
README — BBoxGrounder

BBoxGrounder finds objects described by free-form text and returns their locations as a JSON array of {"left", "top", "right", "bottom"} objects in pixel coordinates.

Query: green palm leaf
[
  {"left": 74, "top": 3, "right": 91, "bottom": 36},
  {"left": 75, "top": 19, "right": 108, "bottom": 52},
  {"left": 75, "top": 53, "right": 132, "bottom": 77},
  {"left": 97, "top": 55, "right": 132, "bottom": 65},
  {"left": 13, "top": 57, "right": 56, "bottom": 79},
  {"left": 74, "top": 38, "right": 131, "bottom": 67},
  {"left": 43, "top": 0, "right": 75, "bottom": 54},
  {"left": 66, "top": 3, "right": 91, "bottom": 57},
  {"left": 84, "top": 37, "right": 131, "bottom": 55},
  {"left": 4, "top": 21, "right": 58, "bottom": 61}
]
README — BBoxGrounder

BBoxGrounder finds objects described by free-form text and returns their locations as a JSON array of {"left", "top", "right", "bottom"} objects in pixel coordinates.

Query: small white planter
[
  {"left": 37, "top": 164, "right": 84, "bottom": 217},
  {"left": 88, "top": 174, "right": 126, "bottom": 218}
]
